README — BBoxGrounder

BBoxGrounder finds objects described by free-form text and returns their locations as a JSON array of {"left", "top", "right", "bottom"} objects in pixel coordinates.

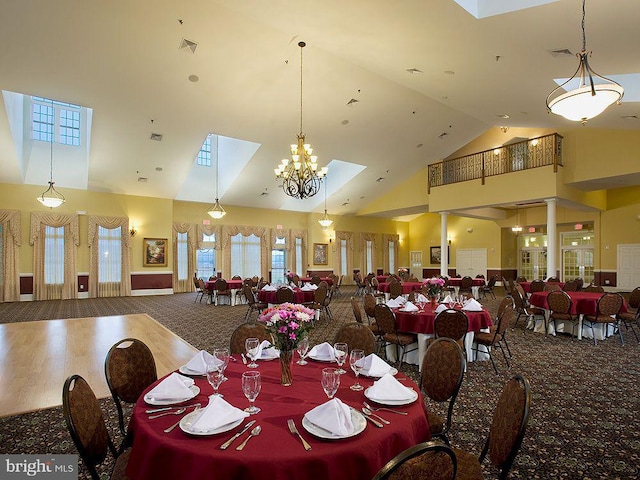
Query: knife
[{"left": 220, "top": 420, "right": 256, "bottom": 449}]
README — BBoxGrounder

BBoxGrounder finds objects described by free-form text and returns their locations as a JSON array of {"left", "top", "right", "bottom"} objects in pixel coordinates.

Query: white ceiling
[{"left": 0, "top": 0, "right": 638, "bottom": 218}]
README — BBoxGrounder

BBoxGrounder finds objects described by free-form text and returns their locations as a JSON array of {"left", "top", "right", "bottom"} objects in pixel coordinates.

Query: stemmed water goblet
[
  {"left": 321, "top": 368, "right": 340, "bottom": 399},
  {"left": 241, "top": 371, "right": 262, "bottom": 414},
  {"left": 349, "top": 349, "right": 365, "bottom": 391},
  {"left": 296, "top": 337, "right": 309, "bottom": 365},
  {"left": 245, "top": 337, "right": 259, "bottom": 369},
  {"left": 206, "top": 360, "right": 225, "bottom": 397},
  {"left": 333, "top": 342, "right": 348, "bottom": 374},
  {"left": 214, "top": 347, "right": 230, "bottom": 381}
]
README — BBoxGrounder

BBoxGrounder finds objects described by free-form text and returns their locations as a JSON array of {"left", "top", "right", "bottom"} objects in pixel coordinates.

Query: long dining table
[
  {"left": 126, "top": 356, "right": 430, "bottom": 480},
  {"left": 386, "top": 303, "right": 493, "bottom": 369},
  {"left": 528, "top": 290, "right": 627, "bottom": 340}
]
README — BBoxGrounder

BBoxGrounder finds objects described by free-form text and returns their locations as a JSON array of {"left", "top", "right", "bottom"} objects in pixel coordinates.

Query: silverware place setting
[
  {"left": 220, "top": 420, "right": 256, "bottom": 450},
  {"left": 363, "top": 401, "right": 408, "bottom": 416},
  {"left": 235, "top": 425, "right": 261, "bottom": 450},
  {"left": 287, "top": 419, "right": 312, "bottom": 450}
]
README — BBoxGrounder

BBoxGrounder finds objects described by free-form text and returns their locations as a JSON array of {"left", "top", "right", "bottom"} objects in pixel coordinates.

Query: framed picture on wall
[
  {"left": 313, "top": 243, "right": 328, "bottom": 265},
  {"left": 430, "top": 246, "right": 449, "bottom": 265},
  {"left": 143, "top": 238, "right": 168, "bottom": 267}
]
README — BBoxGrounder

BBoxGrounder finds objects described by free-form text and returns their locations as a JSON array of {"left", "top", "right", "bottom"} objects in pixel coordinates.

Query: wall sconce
[
  {"left": 129, "top": 226, "right": 137, "bottom": 237},
  {"left": 447, "top": 237, "right": 452, "bottom": 245}
]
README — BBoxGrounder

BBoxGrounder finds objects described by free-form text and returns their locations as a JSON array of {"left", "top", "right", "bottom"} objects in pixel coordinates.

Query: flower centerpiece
[
  {"left": 258, "top": 302, "right": 315, "bottom": 385},
  {"left": 422, "top": 277, "right": 445, "bottom": 306}
]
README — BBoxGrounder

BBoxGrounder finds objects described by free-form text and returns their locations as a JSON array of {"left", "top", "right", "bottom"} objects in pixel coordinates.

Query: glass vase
[{"left": 279, "top": 350, "right": 294, "bottom": 386}]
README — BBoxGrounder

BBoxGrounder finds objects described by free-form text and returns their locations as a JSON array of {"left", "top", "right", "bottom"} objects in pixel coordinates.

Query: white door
[
  {"left": 618, "top": 244, "right": 640, "bottom": 290},
  {"left": 456, "top": 248, "right": 487, "bottom": 278}
]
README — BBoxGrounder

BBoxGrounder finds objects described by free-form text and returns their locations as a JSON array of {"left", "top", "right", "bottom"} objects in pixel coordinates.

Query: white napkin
[
  {"left": 184, "top": 350, "right": 218, "bottom": 375},
  {"left": 255, "top": 340, "right": 279, "bottom": 360},
  {"left": 463, "top": 298, "right": 483, "bottom": 311},
  {"left": 301, "top": 283, "right": 314, "bottom": 291},
  {"left": 386, "top": 298, "right": 402, "bottom": 308},
  {"left": 435, "top": 303, "right": 448, "bottom": 314},
  {"left": 415, "top": 293, "right": 428, "bottom": 303},
  {"left": 308, "top": 342, "right": 336, "bottom": 361},
  {"left": 261, "top": 284, "right": 277, "bottom": 291},
  {"left": 305, "top": 398, "right": 354, "bottom": 436},
  {"left": 146, "top": 373, "right": 194, "bottom": 401},
  {"left": 362, "top": 353, "right": 393, "bottom": 377},
  {"left": 442, "top": 295, "right": 454, "bottom": 304},
  {"left": 402, "top": 301, "right": 419, "bottom": 312},
  {"left": 189, "top": 395, "right": 249, "bottom": 432},
  {"left": 367, "top": 373, "right": 415, "bottom": 401}
]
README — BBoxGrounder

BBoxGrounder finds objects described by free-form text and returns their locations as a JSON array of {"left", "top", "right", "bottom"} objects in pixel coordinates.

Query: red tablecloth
[
  {"left": 257, "top": 288, "right": 315, "bottom": 304},
  {"left": 378, "top": 282, "right": 424, "bottom": 294},
  {"left": 300, "top": 277, "right": 333, "bottom": 286},
  {"left": 127, "top": 358, "right": 430, "bottom": 480},
  {"left": 519, "top": 281, "right": 564, "bottom": 293},
  {"left": 394, "top": 305, "right": 493, "bottom": 335},
  {"left": 447, "top": 277, "right": 485, "bottom": 287},
  {"left": 529, "top": 291, "right": 626, "bottom": 315},
  {"left": 205, "top": 279, "right": 244, "bottom": 291},
  {"left": 375, "top": 275, "right": 389, "bottom": 283}
]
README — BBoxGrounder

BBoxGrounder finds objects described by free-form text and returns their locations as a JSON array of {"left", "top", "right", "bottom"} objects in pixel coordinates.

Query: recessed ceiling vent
[
  {"left": 179, "top": 38, "right": 198, "bottom": 53},
  {"left": 548, "top": 48, "right": 573, "bottom": 57},
  {"left": 137, "top": 177, "right": 148, "bottom": 183},
  {"left": 150, "top": 133, "right": 163, "bottom": 141},
  {"left": 406, "top": 68, "right": 423, "bottom": 74}
]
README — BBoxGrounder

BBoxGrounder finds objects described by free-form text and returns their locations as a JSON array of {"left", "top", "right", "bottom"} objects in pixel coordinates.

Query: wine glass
[
  {"left": 241, "top": 371, "right": 262, "bottom": 414},
  {"left": 214, "top": 347, "right": 230, "bottom": 381},
  {"left": 333, "top": 342, "right": 348, "bottom": 374},
  {"left": 349, "top": 349, "right": 365, "bottom": 391},
  {"left": 296, "top": 337, "right": 309, "bottom": 365},
  {"left": 206, "top": 361, "right": 225, "bottom": 397},
  {"left": 245, "top": 337, "right": 259, "bottom": 369},
  {"left": 321, "top": 368, "right": 340, "bottom": 399}
]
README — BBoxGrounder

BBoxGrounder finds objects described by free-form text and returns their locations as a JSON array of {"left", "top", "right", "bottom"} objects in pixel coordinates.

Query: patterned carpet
[{"left": 0, "top": 288, "right": 639, "bottom": 479}]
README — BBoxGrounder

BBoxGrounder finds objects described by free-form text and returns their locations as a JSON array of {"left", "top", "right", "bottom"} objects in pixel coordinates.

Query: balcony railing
[{"left": 427, "top": 133, "right": 563, "bottom": 193}]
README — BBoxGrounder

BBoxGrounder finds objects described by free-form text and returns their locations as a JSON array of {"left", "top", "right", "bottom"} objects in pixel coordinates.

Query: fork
[
  {"left": 287, "top": 419, "right": 312, "bottom": 451},
  {"left": 149, "top": 407, "right": 185, "bottom": 419},
  {"left": 363, "top": 401, "right": 408, "bottom": 416}
]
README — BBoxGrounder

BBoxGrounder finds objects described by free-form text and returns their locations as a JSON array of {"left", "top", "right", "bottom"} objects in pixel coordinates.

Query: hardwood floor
[{"left": 0, "top": 314, "right": 198, "bottom": 417}]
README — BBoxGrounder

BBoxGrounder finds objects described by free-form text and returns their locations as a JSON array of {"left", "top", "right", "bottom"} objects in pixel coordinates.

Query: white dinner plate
[
  {"left": 178, "top": 365, "right": 205, "bottom": 376},
  {"left": 364, "top": 386, "right": 418, "bottom": 406},
  {"left": 179, "top": 410, "right": 243, "bottom": 436},
  {"left": 144, "top": 385, "right": 200, "bottom": 406},
  {"left": 361, "top": 367, "right": 398, "bottom": 379},
  {"left": 307, "top": 353, "right": 335, "bottom": 362},
  {"left": 302, "top": 409, "right": 367, "bottom": 440}
]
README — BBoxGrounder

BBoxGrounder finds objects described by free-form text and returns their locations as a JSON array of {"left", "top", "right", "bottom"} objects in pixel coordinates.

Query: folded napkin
[
  {"left": 402, "top": 301, "right": 419, "bottom": 312},
  {"left": 367, "top": 373, "right": 415, "bottom": 401},
  {"left": 415, "top": 293, "right": 428, "bottom": 303},
  {"left": 146, "top": 373, "right": 194, "bottom": 401},
  {"left": 300, "top": 283, "right": 314, "bottom": 291},
  {"left": 442, "top": 294, "right": 454, "bottom": 304},
  {"left": 435, "top": 303, "right": 448, "bottom": 314},
  {"left": 188, "top": 395, "right": 249, "bottom": 433},
  {"left": 386, "top": 298, "right": 402, "bottom": 308},
  {"left": 362, "top": 353, "right": 393, "bottom": 377},
  {"left": 184, "top": 350, "right": 218, "bottom": 375},
  {"left": 463, "top": 298, "right": 483, "bottom": 311},
  {"left": 308, "top": 342, "right": 336, "bottom": 361},
  {"left": 261, "top": 284, "right": 277, "bottom": 291},
  {"left": 305, "top": 398, "right": 354, "bottom": 436},
  {"left": 255, "top": 340, "right": 279, "bottom": 360}
]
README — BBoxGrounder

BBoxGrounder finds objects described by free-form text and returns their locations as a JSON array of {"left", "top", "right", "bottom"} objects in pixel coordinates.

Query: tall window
[
  {"left": 271, "top": 250, "right": 286, "bottom": 284},
  {"left": 177, "top": 232, "right": 189, "bottom": 281},
  {"left": 98, "top": 226, "right": 122, "bottom": 283},
  {"left": 44, "top": 226, "right": 64, "bottom": 284},
  {"left": 340, "top": 239, "right": 347, "bottom": 276},
  {"left": 365, "top": 240, "right": 373, "bottom": 274},
  {"left": 197, "top": 233, "right": 216, "bottom": 279},
  {"left": 388, "top": 241, "right": 396, "bottom": 273},
  {"left": 231, "top": 233, "right": 261, "bottom": 279},
  {"left": 295, "top": 238, "right": 303, "bottom": 275}
]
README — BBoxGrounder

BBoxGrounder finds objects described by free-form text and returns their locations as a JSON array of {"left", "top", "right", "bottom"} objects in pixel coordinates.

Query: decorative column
[
  {"left": 440, "top": 212, "right": 448, "bottom": 276},
  {"left": 545, "top": 198, "right": 557, "bottom": 279}
]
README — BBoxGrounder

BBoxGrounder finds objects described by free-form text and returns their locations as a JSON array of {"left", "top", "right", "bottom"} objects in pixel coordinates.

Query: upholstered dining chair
[
  {"left": 512, "top": 284, "right": 546, "bottom": 334},
  {"left": 362, "top": 294, "right": 383, "bottom": 347},
  {"left": 573, "top": 277, "right": 584, "bottom": 290},
  {"left": 433, "top": 309, "right": 469, "bottom": 356},
  {"left": 275, "top": 286, "right": 295, "bottom": 304},
  {"left": 562, "top": 280, "right": 578, "bottom": 292},
  {"left": 388, "top": 280, "right": 403, "bottom": 300},
  {"left": 229, "top": 322, "right": 272, "bottom": 354},
  {"left": 451, "top": 374, "right": 531, "bottom": 480},
  {"left": 214, "top": 278, "right": 232, "bottom": 305},
  {"left": 104, "top": 338, "right": 157, "bottom": 443},
  {"left": 543, "top": 283, "right": 562, "bottom": 292},
  {"left": 193, "top": 275, "right": 203, "bottom": 302},
  {"left": 547, "top": 290, "right": 579, "bottom": 338},
  {"left": 333, "top": 322, "right": 377, "bottom": 356},
  {"left": 63, "top": 375, "right": 131, "bottom": 480},
  {"left": 198, "top": 278, "right": 213, "bottom": 304},
  {"left": 354, "top": 272, "right": 366, "bottom": 296},
  {"left": 582, "top": 292, "right": 625, "bottom": 345},
  {"left": 583, "top": 284, "right": 605, "bottom": 293},
  {"left": 458, "top": 276, "right": 474, "bottom": 298},
  {"left": 310, "top": 275, "right": 321, "bottom": 285},
  {"left": 479, "top": 275, "right": 497, "bottom": 300},
  {"left": 420, "top": 338, "right": 465, "bottom": 445},
  {"left": 516, "top": 276, "right": 527, "bottom": 283},
  {"left": 351, "top": 296, "right": 364, "bottom": 324},
  {"left": 472, "top": 303, "right": 516, "bottom": 374},
  {"left": 242, "top": 284, "right": 268, "bottom": 321},
  {"left": 372, "top": 440, "right": 457, "bottom": 480},
  {"left": 617, "top": 286, "right": 639, "bottom": 342},
  {"left": 374, "top": 303, "right": 418, "bottom": 367},
  {"left": 303, "top": 284, "right": 328, "bottom": 321},
  {"left": 529, "top": 279, "right": 545, "bottom": 293}
]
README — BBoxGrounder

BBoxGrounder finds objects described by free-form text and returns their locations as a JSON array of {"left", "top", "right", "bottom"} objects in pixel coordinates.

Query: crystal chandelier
[
  {"left": 546, "top": 0, "right": 623, "bottom": 124},
  {"left": 36, "top": 115, "right": 65, "bottom": 208},
  {"left": 207, "top": 140, "right": 226, "bottom": 219},
  {"left": 275, "top": 41, "right": 327, "bottom": 199}
]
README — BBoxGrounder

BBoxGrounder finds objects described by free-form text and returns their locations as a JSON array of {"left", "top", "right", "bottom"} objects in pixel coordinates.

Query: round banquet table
[
  {"left": 300, "top": 277, "right": 333, "bottom": 286},
  {"left": 518, "top": 281, "right": 564, "bottom": 293},
  {"left": 257, "top": 288, "right": 315, "bottom": 304},
  {"left": 388, "top": 304, "right": 493, "bottom": 368},
  {"left": 126, "top": 357, "right": 430, "bottom": 480},
  {"left": 377, "top": 281, "right": 423, "bottom": 295},
  {"left": 205, "top": 279, "right": 244, "bottom": 306}
]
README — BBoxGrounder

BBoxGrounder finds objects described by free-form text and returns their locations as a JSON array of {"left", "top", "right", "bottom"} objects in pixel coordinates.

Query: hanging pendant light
[
  {"left": 207, "top": 142, "right": 226, "bottom": 219},
  {"left": 318, "top": 179, "right": 333, "bottom": 229},
  {"left": 512, "top": 206, "right": 522, "bottom": 233},
  {"left": 36, "top": 106, "right": 65, "bottom": 208},
  {"left": 546, "top": 0, "right": 623, "bottom": 124},
  {"left": 274, "top": 41, "right": 327, "bottom": 199}
]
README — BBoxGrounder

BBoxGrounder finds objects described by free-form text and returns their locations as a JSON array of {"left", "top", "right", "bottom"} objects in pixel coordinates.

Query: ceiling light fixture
[
  {"left": 274, "top": 41, "right": 327, "bottom": 199},
  {"left": 511, "top": 206, "right": 522, "bottom": 233},
  {"left": 36, "top": 101, "right": 65, "bottom": 209},
  {"left": 546, "top": 0, "right": 623, "bottom": 124},
  {"left": 318, "top": 178, "right": 333, "bottom": 229},
  {"left": 207, "top": 142, "right": 226, "bottom": 220}
]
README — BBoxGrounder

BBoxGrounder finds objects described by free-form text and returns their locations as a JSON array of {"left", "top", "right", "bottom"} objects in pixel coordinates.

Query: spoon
[
  {"left": 363, "top": 401, "right": 408, "bottom": 416},
  {"left": 148, "top": 407, "right": 186, "bottom": 419},
  {"left": 235, "top": 425, "right": 261, "bottom": 450},
  {"left": 362, "top": 407, "right": 390, "bottom": 425}
]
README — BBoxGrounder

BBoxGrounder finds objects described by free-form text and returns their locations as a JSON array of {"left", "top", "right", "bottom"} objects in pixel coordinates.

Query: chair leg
[{"left": 487, "top": 349, "right": 498, "bottom": 375}]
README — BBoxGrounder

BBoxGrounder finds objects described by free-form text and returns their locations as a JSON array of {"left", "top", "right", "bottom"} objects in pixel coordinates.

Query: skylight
[{"left": 453, "top": 0, "right": 559, "bottom": 19}]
